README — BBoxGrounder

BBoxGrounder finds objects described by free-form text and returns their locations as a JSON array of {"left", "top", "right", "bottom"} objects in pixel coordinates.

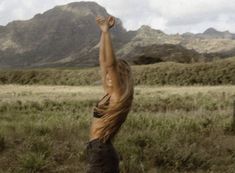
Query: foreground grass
[{"left": 0, "top": 84, "right": 235, "bottom": 173}]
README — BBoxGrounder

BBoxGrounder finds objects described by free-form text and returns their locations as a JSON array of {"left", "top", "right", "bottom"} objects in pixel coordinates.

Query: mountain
[
  {"left": 117, "top": 25, "right": 235, "bottom": 57},
  {"left": 0, "top": 1, "right": 235, "bottom": 68},
  {"left": 123, "top": 44, "right": 206, "bottom": 65},
  {"left": 180, "top": 28, "right": 235, "bottom": 53},
  {"left": 0, "top": 1, "right": 126, "bottom": 68},
  {"left": 182, "top": 27, "right": 235, "bottom": 39},
  {"left": 116, "top": 25, "right": 183, "bottom": 58},
  {"left": 201, "top": 27, "right": 235, "bottom": 39}
]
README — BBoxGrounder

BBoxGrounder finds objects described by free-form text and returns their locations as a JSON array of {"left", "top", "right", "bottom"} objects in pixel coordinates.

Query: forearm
[
  {"left": 99, "top": 31, "right": 108, "bottom": 88},
  {"left": 99, "top": 32, "right": 105, "bottom": 65},
  {"left": 103, "top": 31, "right": 117, "bottom": 67}
]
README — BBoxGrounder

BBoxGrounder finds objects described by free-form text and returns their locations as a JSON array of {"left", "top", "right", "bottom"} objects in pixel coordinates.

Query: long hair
[{"left": 95, "top": 58, "right": 134, "bottom": 143}]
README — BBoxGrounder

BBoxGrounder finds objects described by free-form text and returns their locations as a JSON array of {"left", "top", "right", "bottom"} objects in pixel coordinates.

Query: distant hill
[
  {"left": 122, "top": 44, "right": 206, "bottom": 65},
  {"left": 182, "top": 28, "right": 235, "bottom": 39},
  {"left": 0, "top": 2, "right": 127, "bottom": 68},
  {"left": 0, "top": 56, "right": 234, "bottom": 85},
  {"left": 0, "top": 1, "right": 235, "bottom": 68},
  {"left": 199, "top": 27, "right": 235, "bottom": 39}
]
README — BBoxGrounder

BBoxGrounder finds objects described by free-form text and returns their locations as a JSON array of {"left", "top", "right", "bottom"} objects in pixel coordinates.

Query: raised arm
[
  {"left": 96, "top": 16, "right": 122, "bottom": 96},
  {"left": 98, "top": 30, "right": 107, "bottom": 85}
]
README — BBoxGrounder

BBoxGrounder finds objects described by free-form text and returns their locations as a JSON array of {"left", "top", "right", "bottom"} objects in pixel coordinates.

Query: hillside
[
  {"left": 0, "top": 1, "right": 235, "bottom": 68},
  {"left": 0, "top": 2, "right": 126, "bottom": 68},
  {"left": 0, "top": 57, "right": 234, "bottom": 86},
  {"left": 123, "top": 44, "right": 206, "bottom": 64}
]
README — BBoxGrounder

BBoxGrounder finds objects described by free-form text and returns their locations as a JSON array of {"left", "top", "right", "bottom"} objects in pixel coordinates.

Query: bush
[{"left": 0, "top": 57, "right": 234, "bottom": 86}]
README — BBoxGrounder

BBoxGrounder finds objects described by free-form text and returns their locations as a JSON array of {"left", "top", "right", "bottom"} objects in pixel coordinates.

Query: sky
[{"left": 0, "top": 0, "right": 235, "bottom": 34}]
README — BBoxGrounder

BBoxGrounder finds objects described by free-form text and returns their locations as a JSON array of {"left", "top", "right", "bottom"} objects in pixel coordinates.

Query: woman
[{"left": 85, "top": 15, "right": 134, "bottom": 173}]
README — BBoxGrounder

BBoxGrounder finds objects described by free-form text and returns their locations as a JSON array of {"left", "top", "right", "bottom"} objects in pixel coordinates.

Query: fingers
[
  {"left": 107, "top": 16, "right": 115, "bottom": 28},
  {"left": 96, "top": 16, "right": 105, "bottom": 22},
  {"left": 95, "top": 15, "right": 115, "bottom": 28},
  {"left": 96, "top": 19, "right": 105, "bottom": 24},
  {"left": 107, "top": 16, "right": 111, "bottom": 21},
  {"left": 96, "top": 16, "right": 105, "bottom": 21},
  {"left": 96, "top": 16, "right": 103, "bottom": 21},
  {"left": 108, "top": 16, "right": 114, "bottom": 21}
]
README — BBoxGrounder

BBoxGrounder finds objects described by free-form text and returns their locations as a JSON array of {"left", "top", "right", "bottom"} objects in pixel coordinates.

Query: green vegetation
[
  {"left": 133, "top": 57, "right": 235, "bottom": 85},
  {"left": 0, "top": 57, "right": 234, "bottom": 86},
  {"left": 0, "top": 85, "right": 235, "bottom": 173}
]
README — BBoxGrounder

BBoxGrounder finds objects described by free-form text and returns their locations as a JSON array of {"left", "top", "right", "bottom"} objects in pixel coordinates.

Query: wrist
[{"left": 102, "top": 29, "right": 109, "bottom": 33}]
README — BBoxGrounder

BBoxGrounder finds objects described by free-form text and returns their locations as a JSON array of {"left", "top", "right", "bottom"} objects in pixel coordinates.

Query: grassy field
[
  {"left": 0, "top": 57, "right": 234, "bottom": 86},
  {"left": 0, "top": 84, "right": 235, "bottom": 173}
]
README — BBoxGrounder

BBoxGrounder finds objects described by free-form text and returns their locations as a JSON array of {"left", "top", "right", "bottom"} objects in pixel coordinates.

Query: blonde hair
[{"left": 95, "top": 59, "right": 134, "bottom": 143}]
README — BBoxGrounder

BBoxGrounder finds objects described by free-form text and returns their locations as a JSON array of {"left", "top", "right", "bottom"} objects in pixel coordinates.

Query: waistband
[
  {"left": 86, "top": 138, "right": 112, "bottom": 148},
  {"left": 90, "top": 138, "right": 111, "bottom": 144}
]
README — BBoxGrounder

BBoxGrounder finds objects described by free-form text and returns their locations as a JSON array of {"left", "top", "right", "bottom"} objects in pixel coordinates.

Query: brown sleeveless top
[{"left": 93, "top": 93, "right": 111, "bottom": 118}]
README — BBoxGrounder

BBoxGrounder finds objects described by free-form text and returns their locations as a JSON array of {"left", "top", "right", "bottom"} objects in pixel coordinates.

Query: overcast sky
[{"left": 0, "top": 0, "right": 235, "bottom": 34}]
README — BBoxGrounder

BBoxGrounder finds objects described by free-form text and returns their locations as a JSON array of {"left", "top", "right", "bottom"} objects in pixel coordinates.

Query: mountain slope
[
  {"left": 117, "top": 26, "right": 235, "bottom": 57},
  {"left": 0, "top": 1, "right": 126, "bottom": 68},
  {"left": 0, "top": 1, "right": 235, "bottom": 68},
  {"left": 123, "top": 44, "right": 206, "bottom": 65}
]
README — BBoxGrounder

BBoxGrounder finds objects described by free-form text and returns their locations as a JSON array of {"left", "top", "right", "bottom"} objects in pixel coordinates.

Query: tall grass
[
  {"left": 0, "top": 57, "right": 234, "bottom": 86},
  {"left": 0, "top": 85, "right": 235, "bottom": 172}
]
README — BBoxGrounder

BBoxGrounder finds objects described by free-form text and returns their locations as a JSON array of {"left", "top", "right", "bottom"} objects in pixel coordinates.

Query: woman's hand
[
  {"left": 96, "top": 16, "right": 109, "bottom": 32},
  {"left": 107, "top": 16, "right": 115, "bottom": 29},
  {"left": 96, "top": 16, "right": 115, "bottom": 32}
]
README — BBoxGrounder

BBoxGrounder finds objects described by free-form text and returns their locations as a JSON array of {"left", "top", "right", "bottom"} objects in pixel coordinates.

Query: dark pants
[{"left": 85, "top": 138, "right": 120, "bottom": 173}]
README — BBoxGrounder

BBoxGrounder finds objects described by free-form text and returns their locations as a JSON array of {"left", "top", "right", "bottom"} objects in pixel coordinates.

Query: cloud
[
  {"left": 150, "top": 0, "right": 235, "bottom": 33},
  {"left": 0, "top": 0, "right": 235, "bottom": 34},
  {"left": 94, "top": 0, "right": 235, "bottom": 33},
  {"left": 0, "top": 0, "right": 74, "bottom": 25}
]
